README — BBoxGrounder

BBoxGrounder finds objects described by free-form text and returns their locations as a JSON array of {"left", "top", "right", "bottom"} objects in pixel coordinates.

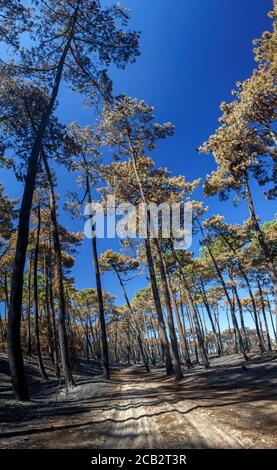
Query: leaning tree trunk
[
  {"left": 266, "top": 294, "right": 277, "bottom": 342},
  {"left": 86, "top": 176, "right": 110, "bottom": 380},
  {"left": 196, "top": 219, "right": 248, "bottom": 360},
  {"left": 0, "top": 317, "right": 6, "bottom": 352},
  {"left": 33, "top": 205, "right": 48, "bottom": 380},
  {"left": 213, "top": 307, "right": 224, "bottom": 354},
  {"left": 42, "top": 152, "right": 73, "bottom": 387},
  {"left": 257, "top": 280, "right": 271, "bottom": 351},
  {"left": 217, "top": 264, "right": 247, "bottom": 359},
  {"left": 244, "top": 173, "right": 277, "bottom": 338},
  {"left": 2, "top": 273, "right": 9, "bottom": 342},
  {"left": 218, "top": 226, "right": 264, "bottom": 352},
  {"left": 7, "top": 31, "right": 76, "bottom": 400},
  {"left": 26, "top": 254, "right": 33, "bottom": 357}
]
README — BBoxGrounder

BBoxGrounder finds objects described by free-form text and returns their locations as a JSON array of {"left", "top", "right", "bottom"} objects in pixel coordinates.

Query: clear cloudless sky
[{"left": 1, "top": 0, "right": 275, "bottom": 309}]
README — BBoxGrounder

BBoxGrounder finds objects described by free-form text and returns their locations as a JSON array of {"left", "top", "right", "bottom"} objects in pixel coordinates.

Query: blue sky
[{"left": 1, "top": 0, "right": 275, "bottom": 329}]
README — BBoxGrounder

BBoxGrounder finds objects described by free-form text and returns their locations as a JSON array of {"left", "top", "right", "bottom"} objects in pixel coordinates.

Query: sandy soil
[{"left": 0, "top": 353, "right": 277, "bottom": 449}]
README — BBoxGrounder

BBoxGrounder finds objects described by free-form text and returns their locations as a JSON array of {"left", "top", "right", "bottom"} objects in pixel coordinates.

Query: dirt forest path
[{"left": 1, "top": 354, "right": 277, "bottom": 449}]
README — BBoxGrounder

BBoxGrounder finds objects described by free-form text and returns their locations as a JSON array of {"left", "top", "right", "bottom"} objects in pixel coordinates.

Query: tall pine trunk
[
  {"left": 168, "top": 277, "right": 193, "bottom": 369},
  {"left": 86, "top": 175, "right": 110, "bottom": 380},
  {"left": 266, "top": 295, "right": 277, "bottom": 342},
  {"left": 144, "top": 238, "right": 174, "bottom": 375},
  {"left": 257, "top": 280, "right": 271, "bottom": 351},
  {"left": 48, "top": 245, "right": 61, "bottom": 379},
  {"left": 42, "top": 152, "right": 73, "bottom": 387},
  {"left": 43, "top": 249, "right": 55, "bottom": 366},
  {"left": 33, "top": 204, "right": 48, "bottom": 380},
  {"left": 153, "top": 241, "right": 183, "bottom": 380},
  {"left": 7, "top": 31, "right": 76, "bottom": 400},
  {"left": 26, "top": 255, "right": 33, "bottom": 356},
  {"left": 199, "top": 276, "right": 223, "bottom": 355}
]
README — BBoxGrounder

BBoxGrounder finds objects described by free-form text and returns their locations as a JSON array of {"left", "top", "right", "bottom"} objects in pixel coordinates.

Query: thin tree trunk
[
  {"left": 153, "top": 240, "right": 183, "bottom": 380},
  {"left": 257, "top": 280, "right": 271, "bottom": 351},
  {"left": 168, "top": 278, "right": 193, "bottom": 369},
  {"left": 33, "top": 204, "right": 48, "bottom": 380},
  {"left": 144, "top": 238, "right": 174, "bottom": 375},
  {"left": 186, "top": 303, "right": 199, "bottom": 364},
  {"left": 26, "top": 254, "right": 33, "bottom": 356},
  {"left": 43, "top": 249, "right": 55, "bottom": 365},
  {"left": 199, "top": 277, "right": 223, "bottom": 355},
  {"left": 48, "top": 247, "right": 60, "bottom": 379},
  {"left": 197, "top": 218, "right": 248, "bottom": 360},
  {"left": 218, "top": 227, "right": 264, "bottom": 352},
  {"left": 42, "top": 152, "right": 73, "bottom": 387},
  {"left": 205, "top": 245, "right": 246, "bottom": 360},
  {"left": 86, "top": 177, "right": 110, "bottom": 379},
  {"left": 229, "top": 275, "right": 249, "bottom": 352}
]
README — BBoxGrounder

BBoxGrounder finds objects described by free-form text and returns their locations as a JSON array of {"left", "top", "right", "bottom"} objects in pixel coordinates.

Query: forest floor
[{"left": 0, "top": 352, "right": 277, "bottom": 449}]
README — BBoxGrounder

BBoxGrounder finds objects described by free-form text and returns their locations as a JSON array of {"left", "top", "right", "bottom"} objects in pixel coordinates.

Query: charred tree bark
[
  {"left": 144, "top": 238, "right": 174, "bottom": 375},
  {"left": 153, "top": 241, "right": 183, "bottom": 380},
  {"left": 86, "top": 176, "right": 110, "bottom": 380},
  {"left": 48, "top": 248, "right": 60, "bottom": 379},
  {"left": 168, "top": 278, "right": 193, "bottom": 369},
  {"left": 26, "top": 254, "right": 33, "bottom": 357},
  {"left": 33, "top": 205, "right": 48, "bottom": 380},
  {"left": 43, "top": 249, "right": 55, "bottom": 365},
  {"left": 42, "top": 152, "right": 73, "bottom": 387}
]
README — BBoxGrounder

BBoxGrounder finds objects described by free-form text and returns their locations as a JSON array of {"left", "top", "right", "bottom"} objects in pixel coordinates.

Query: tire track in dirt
[
  {"left": 1, "top": 361, "right": 276, "bottom": 449},
  {"left": 103, "top": 367, "right": 265, "bottom": 449}
]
